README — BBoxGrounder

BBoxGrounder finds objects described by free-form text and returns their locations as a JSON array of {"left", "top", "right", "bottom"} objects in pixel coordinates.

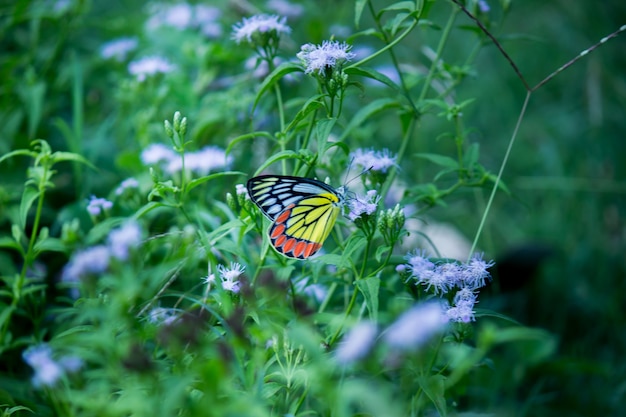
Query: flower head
[
  {"left": 268, "top": 0, "right": 304, "bottom": 18},
  {"left": 231, "top": 14, "right": 291, "bottom": 46},
  {"left": 335, "top": 321, "right": 378, "bottom": 364},
  {"left": 115, "top": 177, "right": 139, "bottom": 196},
  {"left": 87, "top": 196, "right": 112, "bottom": 216},
  {"left": 461, "top": 253, "right": 494, "bottom": 289},
  {"left": 141, "top": 143, "right": 176, "bottom": 165},
  {"left": 128, "top": 56, "right": 175, "bottom": 82},
  {"left": 148, "top": 307, "right": 179, "bottom": 326},
  {"left": 405, "top": 249, "right": 435, "bottom": 279},
  {"left": 107, "top": 221, "right": 142, "bottom": 261},
  {"left": 297, "top": 40, "right": 356, "bottom": 76},
  {"left": 62, "top": 245, "right": 110, "bottom": 283},
  {"left": 446, "top": 298, "right": 476, "bottom": 323},
  {"left": 100, "top": 37, "right": 138, "bottom": 61},
  {"left": 383, "top": 302, "right": 448, "bottom": 350},
  {"left": 23, "top": 344, "right": 83, "bottom": 388},
  {"left": 347, "top": 190, "right": 379, "bottom": 221},
  {"left": 351, "top": 148, "right": 397, "bottom": 174},
  {"left": 217, "top": 262, "right": 245, "bottom": 293},
  {"left": 167, "top": 146, "right": 233, "bottom": 175}
]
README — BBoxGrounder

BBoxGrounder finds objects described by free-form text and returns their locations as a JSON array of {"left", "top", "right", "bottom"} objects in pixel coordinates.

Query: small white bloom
[
  {"left": 383, "top": 302, "right": 448, "bottom": 350},
  {"left": 335, "top": 321, "right": 378, "bottom": 364},
  {"left": 231, "top": 14, "right": 291, "bottom": 45},
  {"left": 297, "top": 40, "right": 356, "bottom": 75},
  {"left": 100, "top": 37, "right": 138, "bottom": 61},
  {"left": 128, "top": 56, "right": 175, "bottom": 82},
  {"left": 148, "top": 307, "right": 179, "bottom": 325},
  {"left": 235, "top": 184, "right": 249, "bottom": 198},
  {"left": 217, "top": 262, "right": 245, "bottom": 293}
]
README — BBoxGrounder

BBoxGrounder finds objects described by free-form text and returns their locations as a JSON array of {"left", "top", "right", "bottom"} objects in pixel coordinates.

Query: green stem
[
  {"left": 418, "top": 6, "right": 459, "bottom": 102},
  {"left": 328, "top": 237, "right": 372, "bottom": 346},
  {"left": 467, "top": 92, "right": 530, "bottom": 260}
]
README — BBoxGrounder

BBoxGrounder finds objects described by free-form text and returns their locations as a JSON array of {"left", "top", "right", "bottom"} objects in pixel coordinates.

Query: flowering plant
[{"left": 0, "top": 1, "right": 622, "bottom": 416}]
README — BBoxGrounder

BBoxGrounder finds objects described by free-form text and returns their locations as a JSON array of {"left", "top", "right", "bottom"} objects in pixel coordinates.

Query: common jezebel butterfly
[{"left": 246, "top": 175, "right": 345, "bottom": 259}]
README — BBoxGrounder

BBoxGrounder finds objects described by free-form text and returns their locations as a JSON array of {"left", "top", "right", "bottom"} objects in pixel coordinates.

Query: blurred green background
[{"left": 0, "top": 0, "right": 625, "bottom": 415}]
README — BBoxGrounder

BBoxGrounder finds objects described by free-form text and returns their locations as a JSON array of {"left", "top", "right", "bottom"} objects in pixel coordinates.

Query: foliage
[{"left": 0, "top": 0, "right": 624, "bottom": 416}]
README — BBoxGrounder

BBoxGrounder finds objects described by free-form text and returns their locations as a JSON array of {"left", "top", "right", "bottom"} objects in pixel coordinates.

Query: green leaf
[
  {"left": 19, "top": 187, "right": 39, "bottom": 232},
  {"left": 253, "top": 62, "right": 303, "bottom": 111},
  {"left": 285, "top": 95, "right": 325, "bottom": 133},
  {"left": 343, "top": 233, "right": 367, "bottom": 260},
  {"left": 380, "top": 1, "right": 416, "bottom": 13},
  {"left": 418, "top": 375, "right": 447, "bottom": 416},
  {"left": 315, "top": 118, "right": 337, "bottom": 155},
  {"left": 0, "top": 305, "right": 16, "bottom": 332},
  {"left": 0, "top": 236, "right": 22, "bottom": 253},
  {"left": 253, "top": 150, "right": 302, "bottom": 175},
  {"left": 185, "top": 171, "right": 245, "bottom": 194},
  {"left": 463, "top": 143, "right": 480, "bottom": 168},
  {"left": 374, "top": 244, "right": 391, "bottom": 262},
  {"left": 356, "top": 276, "right": 380, "bottom": 321},
  {"left": 50, "top": 151, "right": 96, "bottom": 170},
  {"left": 344, "top": 67, "right": 402, "bottom": 92},
  {"left": 134, "top": 201, "right": 168, "bottom": 219},
  {"left": 226, "top": 131, "right": 274, "bottom": 155},
  {"left": 0, "top": 149, "right": 36, "bottom": 165},
  {"left": 33, "top": 237, "right": 66, "bottom": 255},
  {"left": 339, "top": 98, "right": 400, "bottom": 142},
  {"left": 85, "top": 217, "right": 125, "bottom": 245},
  {"left": 354, "top": 0, "right": 367, "bottom": 27},
  {"left": 416, "top": 153, "right": 459, "bottom": 169}
]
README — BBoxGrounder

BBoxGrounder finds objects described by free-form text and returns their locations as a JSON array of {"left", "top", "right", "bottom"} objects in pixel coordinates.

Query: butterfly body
[{"left": 247, "top": 175, "right": 345, "bottom": 259}]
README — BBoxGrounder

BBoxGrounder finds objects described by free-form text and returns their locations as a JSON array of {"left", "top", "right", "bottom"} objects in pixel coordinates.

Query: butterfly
[{"left": 246, "top": 175, "right": 346, "bottom": 259}]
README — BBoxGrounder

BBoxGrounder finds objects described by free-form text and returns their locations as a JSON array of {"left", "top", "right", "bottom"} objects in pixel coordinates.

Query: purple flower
[
  {"left": 100, "top": 37, "right": 138, "bottom": 61},
  {"left": 446, "top": 298, "right": 476, "bottom": 323},
  {"left": 461, "top": 253, "right": 494, "bottom": 289},
  {"left": 231, "top": 14, "right": 291, "bottom": 45},
  {"left": 217, "top": 262, "right": 245, "bottom": 293},
  {"left": 87, "top": 196, "right": 113, "bottom": 216},
  {"left": 350, "top": 148, "right": 397, "bottom": 173},
  {"left": 141, "top": 143, "right": 177, "bottom": 165},
  {"left": 335, "top": 321, "right": 378, "bottom": 364},
  {"left": 107, "top": 221, "right": 142, "bottom": 261},
  {"left": 23, "top": 344, "right": 83, "bottom": 388},
  {"left": 128, "top": 56, "right": 175, "bottom": 81},
  {"left": 297, "top": 40, "right": 356, "bottom": 75},
  {"left": 170, "top": 146, "right": 233, "bottom": 175},
  {"left": 347, "top": 190, "right": 379, "bottom": 221},
  {"left": 115, "top": 177, "right": 139, "bottom": 195},
  {"left": 267, "top": 0, "right": 304, "bottom": 18},
  {"left": 405, "top": 249, "right": 435, "bottom": 279},
  {"left": 383, "top": 302, "right": 448, "bottom": 350},
  {"left": 62, "top": 245, "right": 110, "bottom": 283}
]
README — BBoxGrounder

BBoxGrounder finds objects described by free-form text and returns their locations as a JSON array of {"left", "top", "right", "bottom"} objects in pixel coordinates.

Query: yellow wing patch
[{"left": 246, "top": 175, "right": 345, "bottom": 259}]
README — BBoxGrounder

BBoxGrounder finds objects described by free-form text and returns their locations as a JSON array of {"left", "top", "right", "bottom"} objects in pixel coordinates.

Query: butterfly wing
[{"left": 247, "top": 175, "right": 343, "bottom": 259}]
